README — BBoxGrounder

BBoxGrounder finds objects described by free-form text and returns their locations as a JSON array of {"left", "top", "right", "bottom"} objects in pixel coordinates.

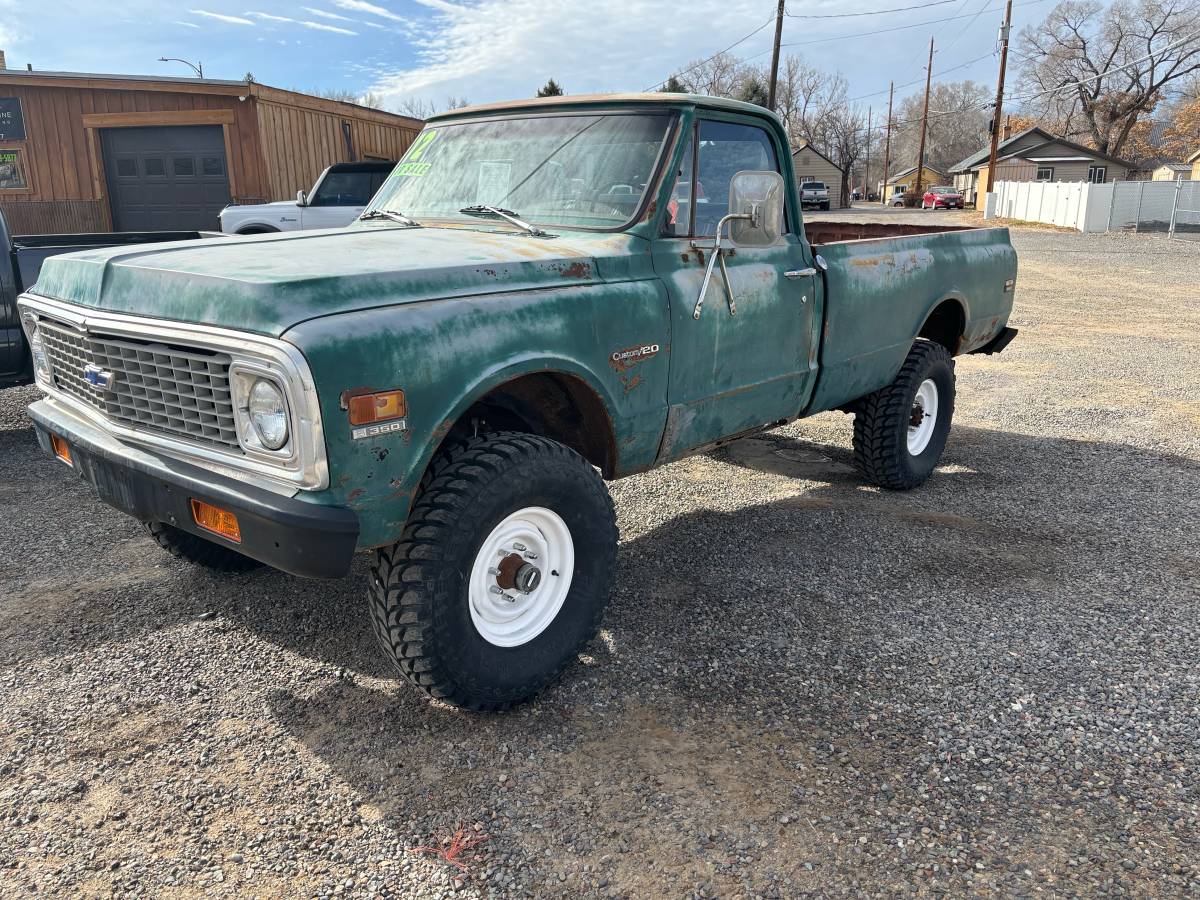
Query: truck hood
[{"left": 30, "top": 225, "right": 635, "bottom": 338}]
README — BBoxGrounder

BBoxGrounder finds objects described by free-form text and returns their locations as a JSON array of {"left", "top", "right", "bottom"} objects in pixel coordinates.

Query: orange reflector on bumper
[
  {"left": 50, "top": 434, "right": 72, "bottom": 465},
  {"left": 348, "top": 389, "right": 407, "bottom": 426},
  {"left": 190, "top": 499, "right": 242, "bottom": 543}
]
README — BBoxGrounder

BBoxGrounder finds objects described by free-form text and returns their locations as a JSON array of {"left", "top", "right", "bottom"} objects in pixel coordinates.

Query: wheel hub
[
  {"left": 906, "top": 378, "right": 939, "bottom": 456},
  {"left": 468, "top": 507, "right": 575, "bottom": 647}
]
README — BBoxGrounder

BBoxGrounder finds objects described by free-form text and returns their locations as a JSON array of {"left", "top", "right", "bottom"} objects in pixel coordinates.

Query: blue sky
[{"left": 0, "top": 0, "right": 1048, "bottom": 114}]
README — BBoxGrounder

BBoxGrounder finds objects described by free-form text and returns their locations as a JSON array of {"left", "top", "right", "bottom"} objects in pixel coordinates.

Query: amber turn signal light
[
  {"left": 348, "top": 389, "right": 407, "bottom": 426},
  {"left": 50, "top": 434, "right": 72, "bottom": 465},
  {"left": 190, "top": 499, "right": 242, "bottom": 543}
]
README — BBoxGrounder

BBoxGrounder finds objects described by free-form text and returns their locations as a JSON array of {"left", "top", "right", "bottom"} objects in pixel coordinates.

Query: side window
[
  {"left": 309, "top": 172, "right": 374, "bottom": 206},
  {"left": 694, "top": 120, "right": 780, "bottom": 237}
]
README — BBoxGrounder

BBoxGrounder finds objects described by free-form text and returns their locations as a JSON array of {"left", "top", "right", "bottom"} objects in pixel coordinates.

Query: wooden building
[{"left": 0, "top": 59, "right": 422, "bottom": 233}]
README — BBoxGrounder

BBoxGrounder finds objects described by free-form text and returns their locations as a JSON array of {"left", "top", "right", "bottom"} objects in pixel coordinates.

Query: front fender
[{"left": 284, "top": 281, "right": 671, "bottom": 549}]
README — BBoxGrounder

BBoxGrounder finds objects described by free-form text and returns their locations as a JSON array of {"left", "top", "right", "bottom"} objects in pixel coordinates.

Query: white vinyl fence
[{"left": 985, "top": 178, "right": 1200, "bottom": 239}]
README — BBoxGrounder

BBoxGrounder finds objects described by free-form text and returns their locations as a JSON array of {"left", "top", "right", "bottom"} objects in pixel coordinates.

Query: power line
[
  {"left": 768, "top": 0, "right": 1050, "bottom": 54},
  {"left": 784, "top": 0, "right": 957, "bottom": 19},
  {"left": 847, "top": 48, "right": 997, "bottom": 102},
  {"left": 940, "top": 0, "right": 995, "bottom": 55},
  {"left": 644, "top": 12, "right": 777, "bottom": 91},
  {"left": 1007, "top": 26, "right": 1200, "bottom": 104}
]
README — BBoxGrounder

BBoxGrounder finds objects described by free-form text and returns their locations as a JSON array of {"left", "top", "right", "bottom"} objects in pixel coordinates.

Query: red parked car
[{"left": 922, "top": 186, "right": 964, "bottom": 209}]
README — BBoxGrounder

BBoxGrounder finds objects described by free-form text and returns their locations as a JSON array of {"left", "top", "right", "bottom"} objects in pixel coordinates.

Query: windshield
[
  {"left": 803, "top": 182, "right": 826, "bottom": 190},
  {"left": 365, "top": 112, "right": 673, "bottom": 230}
]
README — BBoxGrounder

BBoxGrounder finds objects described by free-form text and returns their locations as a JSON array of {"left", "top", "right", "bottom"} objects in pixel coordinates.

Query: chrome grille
[{"left": 37, "top": 318, "right": 240, "bottom": 450}]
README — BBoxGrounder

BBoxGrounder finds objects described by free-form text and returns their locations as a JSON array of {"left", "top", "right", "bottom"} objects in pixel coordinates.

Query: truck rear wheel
[
  {"left": 143, "top": 521, "right": 263, "bottom": 572},
  {"left": 368, "top": 432, "right": 617, "bottom": 710},
  {"left": 852, "top": 339, "right": 955, "bottom": 490}
]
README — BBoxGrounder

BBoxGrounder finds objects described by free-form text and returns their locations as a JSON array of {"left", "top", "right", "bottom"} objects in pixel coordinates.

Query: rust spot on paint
[
  {"left": 621, "top": 373, "right": 642, "bottom": 395},
  {"left": 556, "top": 261, "right": 591, "bottom": 279},
  {"left": 348, "top": 488, "right": 366, "bottom": 502},
  {"left": 432, "top": 418, "right": 455, "bottom": 440},
  {"left": 643, "top": 198, "right": 658, "bottom": 221},
  {"left": 374, "top": 447, "right": 389, "bottom": 461}
]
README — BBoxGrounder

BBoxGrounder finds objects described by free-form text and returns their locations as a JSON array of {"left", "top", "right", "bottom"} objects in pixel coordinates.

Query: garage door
[{"left": 101, "top": 125, "right": 230, "bottom": 232}]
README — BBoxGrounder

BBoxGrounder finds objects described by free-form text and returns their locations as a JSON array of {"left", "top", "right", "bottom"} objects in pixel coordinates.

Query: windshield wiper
[
  {"left": 458, "top": 205, "right": 546, "bottom": 237},
  {"left": 359, "top": 209, "right": 419, "bottom": 227}
]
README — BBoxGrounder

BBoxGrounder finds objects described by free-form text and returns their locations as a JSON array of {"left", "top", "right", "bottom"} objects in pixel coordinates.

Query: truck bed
[
  {"left": 804, "top": 220, "right": 973, "bottom": 245},
  {"left": 802, "top": 222, "right": 1016, "bottom": 416}
]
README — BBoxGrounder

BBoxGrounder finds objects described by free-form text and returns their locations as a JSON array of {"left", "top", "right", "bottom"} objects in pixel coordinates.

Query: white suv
[{"left": 219, "top": 161, "right": 395, "bottom": 234}]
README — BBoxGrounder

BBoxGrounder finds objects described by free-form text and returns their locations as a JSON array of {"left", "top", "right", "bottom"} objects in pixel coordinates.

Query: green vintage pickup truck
[{"left": 19, "top": 94, "right": 1017, "bottom": 709}]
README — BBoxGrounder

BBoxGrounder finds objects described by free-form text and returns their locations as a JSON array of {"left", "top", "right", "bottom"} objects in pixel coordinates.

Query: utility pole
[
  {"left": 767, "top": 0, "right": 786, "bottom": 111},
  {"left": 984, "top": 0, "right": 1014, "bottom": 204},
  {"left": 880, "top": 81, "right": 893, "bottom": 205},
  {"left": 915, "top": 36, "right": 934, "bottom": 198},
  {"left": 863, "top": 106, "right": 872, "bottom": 202}
]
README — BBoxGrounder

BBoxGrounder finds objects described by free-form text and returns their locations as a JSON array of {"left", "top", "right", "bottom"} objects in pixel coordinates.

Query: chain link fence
[
  {"left": 987, "top": 178, "right": 1200, "bottom": 237},
  {"left": 1170, "top": 180, "right": 1200, "bottom": 243}
]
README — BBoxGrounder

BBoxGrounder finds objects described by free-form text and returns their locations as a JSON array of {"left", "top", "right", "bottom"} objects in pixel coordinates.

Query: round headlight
[{"left": 248, "top": 379, "right": 289, "bottom": 450}]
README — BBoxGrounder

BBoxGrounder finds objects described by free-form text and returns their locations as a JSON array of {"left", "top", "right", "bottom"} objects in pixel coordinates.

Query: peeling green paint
[{"left": 28, "top": 95, "right": 1017, "bottom": 555}]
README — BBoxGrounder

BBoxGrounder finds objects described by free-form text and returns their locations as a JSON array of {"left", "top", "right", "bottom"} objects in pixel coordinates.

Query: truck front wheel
[
  {"left": 368, "top": 432, "right": 617, "bottom": 710},
  {"left": 852, "top": 339, "right": 955, "bottom": 490},
  {"left": 143, "top": 521, "right": 263, "bottom": 572}
]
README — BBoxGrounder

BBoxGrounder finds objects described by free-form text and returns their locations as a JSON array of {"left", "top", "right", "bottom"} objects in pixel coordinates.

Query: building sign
[
  {"left": 0, "top": 149, "right": 28, "bottom": 190},
  {"left": 0, "top": 98, "right": 25, "bottom": 141}
]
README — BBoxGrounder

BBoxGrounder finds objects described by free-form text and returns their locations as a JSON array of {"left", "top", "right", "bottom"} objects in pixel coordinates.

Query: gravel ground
[{"left": 2, "top": 225, "right": 1199, "bottom": 898}]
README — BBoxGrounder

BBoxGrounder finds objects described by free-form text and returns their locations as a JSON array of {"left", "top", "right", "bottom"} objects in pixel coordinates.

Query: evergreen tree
[
  {"left": 659, "top": 75, "right": 688, "bottom": 93},
  {"left": 536, "top": 79, "right": 564, "bottom": 97}
]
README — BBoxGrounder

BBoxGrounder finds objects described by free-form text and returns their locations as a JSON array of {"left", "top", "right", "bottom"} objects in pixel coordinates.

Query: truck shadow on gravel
[{"left": 254, "top": 424, "right": 1199, "bottom": 894}]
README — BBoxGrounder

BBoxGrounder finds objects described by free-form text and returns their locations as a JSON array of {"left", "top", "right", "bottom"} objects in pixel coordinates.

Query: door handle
[{"left": 785, "top": 268, "right": 817, "bottom": 279}]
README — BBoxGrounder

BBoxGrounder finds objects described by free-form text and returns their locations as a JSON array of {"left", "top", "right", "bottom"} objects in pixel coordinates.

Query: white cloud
[
  {"left": 190, "top": 9, "right": 255, "bottom": 25},
  {"left": 247, "top": 10, "right": 356, "bottom": 34},
  {"left": 331, "top": 0, "right": 410, "bottom": 24},
  {"left": 301, "top": 20, "right": 356, "bottom": 34},
  {"left": 302, "top": 6, "right": 355, "bottom": 21},
  {"left": 366, "top": 0, "right": 772, "bottom": 107},
  {"left": 174, "top": 20, "right": 202, "bottom": 28}
]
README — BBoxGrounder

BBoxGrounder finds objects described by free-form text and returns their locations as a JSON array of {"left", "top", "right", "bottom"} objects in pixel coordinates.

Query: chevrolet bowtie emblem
[{"left": 83, "top": 364, "right": 116, "bottom": 392}]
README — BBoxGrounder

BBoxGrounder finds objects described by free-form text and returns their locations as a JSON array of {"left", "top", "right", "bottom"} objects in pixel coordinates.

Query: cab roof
[{"left": 427, "top": 92, "right": 784, "bottom": 126}]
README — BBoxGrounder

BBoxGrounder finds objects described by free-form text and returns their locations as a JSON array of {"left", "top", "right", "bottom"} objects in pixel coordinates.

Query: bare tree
[
  {"left": 675, "top": 51, "right": 745, "bottom": 98},
  {"left": 891, "top": 80, "right": 991, "bottom": 174},
  {"left": 394, "top": 96, "right": 471, "bottom": 119},
  {"left": 1017, "top": 0, "right": 1200, "bottom": 157}
]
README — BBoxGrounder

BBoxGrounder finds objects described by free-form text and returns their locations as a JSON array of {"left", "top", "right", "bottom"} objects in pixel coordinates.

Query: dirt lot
[{"left": 2, "top": 222, "right": 1199, "bottom": 898}]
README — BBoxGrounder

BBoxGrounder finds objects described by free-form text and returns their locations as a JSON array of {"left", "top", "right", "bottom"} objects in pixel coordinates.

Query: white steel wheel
[
  {"left": 468, "top": 506, "right": 575, "bottom": 648},
  {"left": 907, "top": 378, "right": 939, "bottom": 455}
]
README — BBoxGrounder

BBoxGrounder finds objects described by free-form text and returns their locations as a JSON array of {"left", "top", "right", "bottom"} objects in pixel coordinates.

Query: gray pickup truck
[
  {"left": 799, "top": 180, "right": 831, "bottom": 210},
  {"left": 0, "top": 211, "right": 219, "bottom": 387}
]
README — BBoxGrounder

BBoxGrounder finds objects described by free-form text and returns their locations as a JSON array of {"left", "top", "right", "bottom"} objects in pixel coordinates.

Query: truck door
[{"left": 651, "top": 116, "right": 819, "bottom": 460}]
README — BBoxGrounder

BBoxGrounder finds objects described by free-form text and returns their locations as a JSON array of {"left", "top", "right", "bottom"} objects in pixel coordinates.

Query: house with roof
[
  {"left": 1190, "top": 149, "right": 1200, "bottom": 180},
  {"left": 949, "top": 126, "right": 1132, "bottom": 205},
  {"left": 791, "top": 140, "right": 846, "bottom": 208},
  {"left": 878, "top": 163, "right": 945, "bottom": 202},
  {"left": 1150, "top": 162, "right": 1193, "bottom": 181}
]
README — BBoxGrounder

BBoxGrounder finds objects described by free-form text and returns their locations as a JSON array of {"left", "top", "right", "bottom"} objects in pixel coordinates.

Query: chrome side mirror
[
  {"left": 693, "top": 170, "right": 786, "bottom": 320},
  {"left": 728, "top": 170, "right": 785, "bottom": 247},
  {"left": 296, "top": 190, "right": 307, "bottom": 206}
]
